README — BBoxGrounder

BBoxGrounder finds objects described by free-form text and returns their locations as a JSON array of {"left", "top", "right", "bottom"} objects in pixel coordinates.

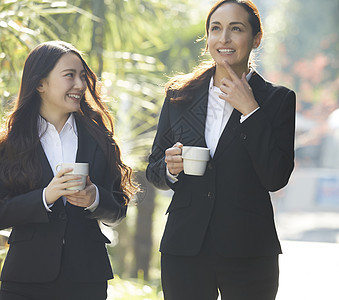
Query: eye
[
  {"left": 65, "top": 73, "right": 74, "bottom": 78},
  {"left": 232, "top": 26, "right": 242, "bottom": 32},
  {"left": 211, "top": 25, "right": 220, "bottom": 32}
]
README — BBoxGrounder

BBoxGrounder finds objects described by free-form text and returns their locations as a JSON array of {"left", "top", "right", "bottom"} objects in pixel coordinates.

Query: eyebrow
[
  {"left": 61, "top": 68, "right": 85, "bottom": 73},
  {"left": 210, "top": 21, "right": 247, "bottom": 27}
]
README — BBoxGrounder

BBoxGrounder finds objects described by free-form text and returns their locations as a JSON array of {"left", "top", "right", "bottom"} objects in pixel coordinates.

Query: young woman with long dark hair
[
  {"left": 147, "top": 1, "right": 296, "bottom": 299},
  {"left": 0, "top": 41, "right": 137, "bottom": 300}
]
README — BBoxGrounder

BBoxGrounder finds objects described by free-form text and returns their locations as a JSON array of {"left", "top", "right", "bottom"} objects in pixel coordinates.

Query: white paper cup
[
  {"left": 182, "top": 146, "right": 210, "bottom": 176},
  {"left": 56, "top": 162, "right": 89, "bottom": 190}
]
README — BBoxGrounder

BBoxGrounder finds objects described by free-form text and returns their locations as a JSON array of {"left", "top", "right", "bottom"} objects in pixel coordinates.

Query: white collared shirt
[
  {"left": 39, "top": 114, "right": 78, "bottom": 175},
  {"left": 166, "top": 70, "right": 259, "bottom": 181},
  {"left": 38, "top": 114, "right": 99, "bottom": 211},
  {"left": 205, "top": 70, "right": 256, "bottom": 157}
]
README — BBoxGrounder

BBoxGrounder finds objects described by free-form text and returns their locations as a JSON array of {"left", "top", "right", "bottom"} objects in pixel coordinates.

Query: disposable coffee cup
[
  {"left": 55, "top": 162, "right": 89, "bottom": 190},
  {"left": 182, "top": 146, "right": 210, "bottom": 176}
]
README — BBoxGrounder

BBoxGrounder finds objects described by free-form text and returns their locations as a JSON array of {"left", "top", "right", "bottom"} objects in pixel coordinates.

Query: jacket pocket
[
  {"left": 166, "top": 189, "right": 192, "bottom": 214},
  {"left": 7, "top": 227, "right": 34, "bottom": 244}
]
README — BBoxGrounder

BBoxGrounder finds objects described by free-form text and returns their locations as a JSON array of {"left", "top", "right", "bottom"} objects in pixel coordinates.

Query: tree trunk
[
  {"left": 91, "top": 0, "right": 105, "bottom": 77},
  {"left": 132, "top": 171, "right": 155, "bottom": 281}
]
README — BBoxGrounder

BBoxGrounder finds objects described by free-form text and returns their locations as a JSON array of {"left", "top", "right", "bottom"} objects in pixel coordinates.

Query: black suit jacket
[
  {"left": 146, "top": 72, "right": 296, "bottom": 257},
  {"left": 0, "top": 118, "right": 127, "bottom": 283}
]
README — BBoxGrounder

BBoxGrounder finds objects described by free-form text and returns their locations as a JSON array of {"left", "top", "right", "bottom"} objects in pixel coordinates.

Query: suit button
[
  {"left": 59, "top": 212, "right": 67, "bottom": 220},
  {"left": 240, "top": 133, "right": 247, "bottom": 140},
  {"left": 207, "top": 192, "right": 214, "bottom": 199}
]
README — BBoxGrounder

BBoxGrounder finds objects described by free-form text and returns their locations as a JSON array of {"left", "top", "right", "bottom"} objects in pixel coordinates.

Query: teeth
[
  {"left": 68, "top": 94, "right": 81, "bottom": 99},
  {"left": 218, "top": 49, "right": 235, "bottom": 53}
]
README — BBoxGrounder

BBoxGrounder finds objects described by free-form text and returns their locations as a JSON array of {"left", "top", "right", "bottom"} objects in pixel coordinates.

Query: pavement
[
  {"left": 273, "top": 211, "right": 339, "bottom": 300},
  {"left": 277, "top": 240, "right": 339, "bottom": 300}
]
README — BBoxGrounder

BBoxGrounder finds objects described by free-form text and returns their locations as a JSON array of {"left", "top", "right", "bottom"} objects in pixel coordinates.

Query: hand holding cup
[
  {"left": 55, "top": 162, "right": 89, "bottom": 191},
  {"left": 165, "top": 142, "right": 184, "bottom": 176},
  {"left": 45, "top": 165, "right": 87, "bottom": 205}
]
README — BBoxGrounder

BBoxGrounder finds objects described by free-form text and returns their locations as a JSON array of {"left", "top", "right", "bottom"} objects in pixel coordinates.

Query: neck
[
  {"left": 40, "top": 110, "right": 70, "bottom": 133},
  {"left": 213, "top": 64, "right": 249, "bottom": 88}
]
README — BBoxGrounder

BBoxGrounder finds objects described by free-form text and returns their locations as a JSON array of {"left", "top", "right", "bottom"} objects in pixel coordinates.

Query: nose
[
  {"left": 219, "top": 29, "right": 231, "bottom": 44},
  {"left": 74, "top": 75, "right": 86, "bottom": 91}
]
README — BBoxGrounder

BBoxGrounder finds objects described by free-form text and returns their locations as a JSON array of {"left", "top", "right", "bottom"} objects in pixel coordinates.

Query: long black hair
[{"left": 0, "top": 41, "right": 137, "bottom": 204}]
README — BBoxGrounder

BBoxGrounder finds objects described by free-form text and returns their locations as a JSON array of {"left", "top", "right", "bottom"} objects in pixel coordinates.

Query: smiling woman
[
  {"left": 0, "top": 41, "right": 137, "bottom": 300},
  {"left": 38, "top": 53, "right": 88, "bottom": 132},
  {"left": 146, "top": 1, "right": 296, "bottom": 300}
]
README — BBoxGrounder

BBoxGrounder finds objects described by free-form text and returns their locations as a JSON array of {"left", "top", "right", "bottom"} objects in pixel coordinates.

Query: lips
[
  {"left": 217, "top": 48, "right": 236, "bottom": 54},
  {"left": 67, "top": 93, "right": 82, "bottom": 100}
]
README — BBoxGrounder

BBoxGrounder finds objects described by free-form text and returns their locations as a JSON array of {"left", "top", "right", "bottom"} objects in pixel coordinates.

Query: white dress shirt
[
  {"left": 167, "top": 70, "right": 259, "bottom": 181},
  {"left": 38, "top": 114, "right": 99, "bottom": 211},
  {"left": 205, "top": 70, "right": 256, "bottom": 157}
]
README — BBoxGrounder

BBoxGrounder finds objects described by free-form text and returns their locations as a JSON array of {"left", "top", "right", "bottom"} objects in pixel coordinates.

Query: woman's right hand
[
  {"left": 165, "top": 142, "right": 184, "bottom": 176},
  {"left": 45, "top": 168, "right": 82, "bottom": 205}
]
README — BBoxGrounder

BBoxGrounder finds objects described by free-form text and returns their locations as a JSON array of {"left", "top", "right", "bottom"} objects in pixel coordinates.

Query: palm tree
[{"left": 0, "top": 0, "right": 205, "bottom": 281}]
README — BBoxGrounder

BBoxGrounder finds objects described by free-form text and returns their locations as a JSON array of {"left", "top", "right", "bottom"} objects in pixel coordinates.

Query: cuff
[
  {"left": 240, "top": 107, "right": 260, "bottom": 123},
  {"left": 166, "top": 166, "right": 179, "bottom": 183},
  {"left": 42, "top": 188, "right": 53, "bottom": 212},
  {"left": 85, "top": 184, "right": 100, "bottom": 212}
]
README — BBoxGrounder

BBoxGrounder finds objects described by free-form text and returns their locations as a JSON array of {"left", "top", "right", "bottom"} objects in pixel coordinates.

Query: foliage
[
  {"left": 261, "top": 0, "right": 339, "bottom": 167},
  {"left": 0, "top": 0, "right": 97, "bottom": 109},
  {"left": 107, "top": 276, "right": 162, "bottom": 300}
]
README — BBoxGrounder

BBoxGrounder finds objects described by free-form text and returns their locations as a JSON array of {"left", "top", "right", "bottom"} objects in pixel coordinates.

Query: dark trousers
[
  {"left": 161, "top": 252, "right": 279, "bottom": 300},
  {"left": 0, "top": 280, "right": 107, "bottom": 300}
]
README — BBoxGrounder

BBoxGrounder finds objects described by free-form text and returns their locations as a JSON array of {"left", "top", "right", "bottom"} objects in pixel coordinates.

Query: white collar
[
  {"left": 38, "top": 113, "right": 78, "bottom": 137},
  {"left": 209, "top": 69, "right": 254, "bottom": 92}
]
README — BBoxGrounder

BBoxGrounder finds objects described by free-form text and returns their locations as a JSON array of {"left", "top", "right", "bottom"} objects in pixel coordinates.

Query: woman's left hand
[
  {"left": 66, "top": 176, "right": 96, "bottom": 208},
  {"left": 219, "top": 61, "right": 259, "bottom": 116}
]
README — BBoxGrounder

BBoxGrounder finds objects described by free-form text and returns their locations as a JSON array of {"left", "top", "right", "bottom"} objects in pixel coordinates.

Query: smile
[
  {"left": 218, "top": 49, "right": 235, "bottom": 54},
  {"left": 67, "top": 94, "right": 81, "bottom": 99}
]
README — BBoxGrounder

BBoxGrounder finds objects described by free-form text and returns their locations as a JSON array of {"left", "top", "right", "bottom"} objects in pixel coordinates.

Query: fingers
[
  {"left": 165, "top": 146, "right": 182, "bottom": 157},
  {"left": 174, "top": 142, "right": 183, "bottom": 148},
  {"left": 165, "top": 142, "right": 184, "bottom": 175},
  {"left": 56, "top": 167, "right": 73, "bottom": 178},
  {"left": 86, "top": 176, "right": 91, "bottom": 185},
  {"left": 223, "top": 60, "right": 239, "bottom": 81},
  {"left": 66, "top": 183, "right": 96, "bottom": 208}
]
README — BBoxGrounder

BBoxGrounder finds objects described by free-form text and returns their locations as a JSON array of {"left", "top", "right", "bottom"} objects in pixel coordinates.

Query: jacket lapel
[
  {"left": 38, "top": 142, "right": 54, "bottom": 188},
  {"left": 212, "top": 72, "right": 267, "bottom": 161},
  {"left": 187, "top": 86, "right": 209, "bottom": 148},
  {"left": 68, "top": 117, "right": 98, "bottom": 212},
  {"left": 75, "top": 118, "right": 98, "bottom": 166},
  {"left": 212, "top": 108, "right": 241, "bottom": 160}
]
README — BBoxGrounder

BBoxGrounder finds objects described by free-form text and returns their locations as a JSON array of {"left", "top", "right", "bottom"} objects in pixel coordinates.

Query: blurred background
[{"left": 1, "top": 0, "right": 339, "bottom": 299}]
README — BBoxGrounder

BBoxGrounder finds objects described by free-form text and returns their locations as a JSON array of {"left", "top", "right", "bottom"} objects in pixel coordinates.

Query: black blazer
[
  {"left": 0, "top": 118, "right": 127, "bottom": 283},
  {"left": 146, "top": 72, "right": 296, "bottom": 257}
]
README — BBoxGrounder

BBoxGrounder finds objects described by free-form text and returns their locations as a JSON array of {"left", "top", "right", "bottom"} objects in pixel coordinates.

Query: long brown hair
[
  {"left": 166, "top": 0, "right": 263, "bottom": 102},
  {"left": 0, "top": 41, "right": 137, "bottom": 204}
]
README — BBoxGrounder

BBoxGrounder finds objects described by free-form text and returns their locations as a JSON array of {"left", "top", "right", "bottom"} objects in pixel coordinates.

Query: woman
[
  {"left": 146, "top": 1, "right": 296, "bottom": 300},
  {"left": 0, "top": 41, "right": 136, "bottom": 300}
]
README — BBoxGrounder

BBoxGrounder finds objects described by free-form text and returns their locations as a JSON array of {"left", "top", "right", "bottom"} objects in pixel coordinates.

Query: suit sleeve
[
  {"left": 85, "top": 185, "right": 127, "bottom": 227},
  {"left": 238, "top": 88, "right": 296, "bottom": 192},
  {"left": 146, "top": 97, "right": 180, "bottom": 191},
  {"left": 0, "top": 187, "right": 49, "bottom": 230}
]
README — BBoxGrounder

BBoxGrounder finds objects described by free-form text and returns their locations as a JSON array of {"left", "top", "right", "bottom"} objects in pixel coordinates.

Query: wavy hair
[
  {"left": 166, "top": 0, "right": 263, "bottom": 102},
  {"left": 0, "top": 41, "right": 137, "bottom": 204}
]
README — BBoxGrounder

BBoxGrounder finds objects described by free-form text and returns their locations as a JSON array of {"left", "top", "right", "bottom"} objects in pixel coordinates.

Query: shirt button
[{"left": 207, "top": 192, "right": 214, "bottom": 199}]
